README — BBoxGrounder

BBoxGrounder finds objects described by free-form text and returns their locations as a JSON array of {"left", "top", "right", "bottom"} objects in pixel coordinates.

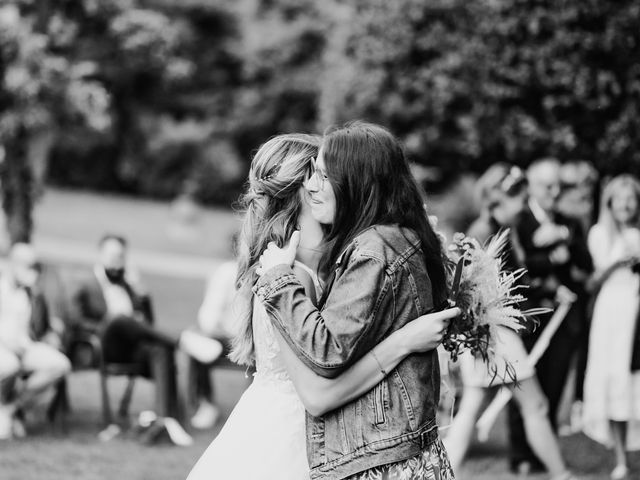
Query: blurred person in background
[
  {"left": 510, "top": 158, "right": 593, "bottom": 473},
  {"left": 557, "top": 159, "right": 599, "bottom": 433},
  {"left": 72, "top": 234, "right": 223, "bottom": 445},
  {"left": 582, "top": 175, "right": 640, "bottom": 480},
  {"left": 0, "top": 243, "right": 70, "bottom": 439},
  {"left": 443, "top": 164, "right": 573, "bottom": 480},
  {"left": 187, "top": 233, "right": 239, "bottom": 430},
  {"left": 557, "top": 160, "right": 599, "bottom": 235}
]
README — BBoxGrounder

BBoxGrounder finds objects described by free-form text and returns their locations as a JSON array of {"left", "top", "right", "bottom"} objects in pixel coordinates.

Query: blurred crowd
[
  {"left": 444, "top": 158, "right": 640, "bottom": 480},
  {"left": 1, "top": 157, "right": 639, "bottom": 479},
  {"left": 0, "top": 233, "right": 238, "bottom": 447}
]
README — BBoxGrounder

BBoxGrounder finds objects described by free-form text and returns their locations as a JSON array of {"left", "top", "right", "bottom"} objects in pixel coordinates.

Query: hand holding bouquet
[{"left": 441, "top": 230, "right": 546, "bottom": 382}]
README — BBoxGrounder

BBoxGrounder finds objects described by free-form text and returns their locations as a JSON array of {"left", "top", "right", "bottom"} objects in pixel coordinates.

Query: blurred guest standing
[
  {"left": 557, "top": 159, "right": 599, "bottom": 425},
  {"left": 557, "top": 160, "right": 599, "bottom": 234},
  {"left": 0, "top": 244, "right": 70, "bottom": 439},
  {"left": 510, "top": 158, "right": 593, "bottom": 472},
  {"left": 188, "top": 257, "right": 237, "bottom": 429},
  {"left": 444, "top": 164, "right": 574, "bottom": 480},
  {"left": 72, "top": 234, "right": 222, "bottom": 444},
  {"left": 583, "top": 175, "right": 640, "bottom": 480}
]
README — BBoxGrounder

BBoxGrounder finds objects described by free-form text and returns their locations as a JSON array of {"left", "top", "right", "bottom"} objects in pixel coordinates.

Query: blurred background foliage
[{"left": 0, "top": 0, "right": 639, "bottom": 242}]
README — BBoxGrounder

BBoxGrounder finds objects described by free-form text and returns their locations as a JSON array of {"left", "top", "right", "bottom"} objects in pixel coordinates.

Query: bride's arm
[
  {"left": 276, "top": 267, "right": 459, "bottom": 416},
  {"left": 275, "top": 309, "right": 455, "bottom": 417}
]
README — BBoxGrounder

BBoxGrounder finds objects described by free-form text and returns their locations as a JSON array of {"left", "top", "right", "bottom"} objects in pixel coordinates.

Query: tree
[
  {"left": 0, "top": 1, "right": 109, "bottom": 243},
  {"left": 0, "top": 0, "right": 215, "bottom": 242},
  {"left": 475, "top": 0, "right": 640, "bottom": 176},
  {"left": 227, "top": 0, "right": 329, "bottom": 161},
  {"left": 320, "top": 0, "right": 640, "bottom": 182},
  {"left": 48, "top": 0, "right": 244, "bottom": 203},
  {"left": 50, "top": 0, "right": 198, "bottom": 194}
]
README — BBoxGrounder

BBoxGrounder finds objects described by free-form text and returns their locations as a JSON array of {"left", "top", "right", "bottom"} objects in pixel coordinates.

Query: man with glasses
[
  {"left": 508, "top": 158, "right": 593, "bottom": 474},
  {"left": 0, "top": 243, "right": 71, "bottom": 439}
]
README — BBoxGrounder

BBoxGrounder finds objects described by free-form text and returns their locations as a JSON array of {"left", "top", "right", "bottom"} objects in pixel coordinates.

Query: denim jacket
[{"left": 255, "top": 224, "right": 441, "bottom": 479}]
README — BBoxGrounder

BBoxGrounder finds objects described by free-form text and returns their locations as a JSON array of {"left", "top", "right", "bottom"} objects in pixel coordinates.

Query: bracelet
[{"left": 371, "top": 350, "right": 387, "bottom": 377}]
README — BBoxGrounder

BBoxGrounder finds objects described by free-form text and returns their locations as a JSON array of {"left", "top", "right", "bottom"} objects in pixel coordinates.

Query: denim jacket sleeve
[{"left": 254, "top": 253, "right": 388, "bottom": 379}]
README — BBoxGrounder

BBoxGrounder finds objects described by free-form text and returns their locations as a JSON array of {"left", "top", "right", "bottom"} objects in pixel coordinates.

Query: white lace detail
[
  {"left": 252, "top": 298, "right": 295, "bottom": 386},
  {"left": 252, "top": 261, "right": 320, "bottom": 386}
]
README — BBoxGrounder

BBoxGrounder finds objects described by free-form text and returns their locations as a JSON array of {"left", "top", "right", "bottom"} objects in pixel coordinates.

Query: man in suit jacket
[
  {"left": 72, "top": 234, "right": 222, "bottom": 445},
  {"left": 556, "top": 160, "right": 599, "bottom": 424},
  {"left": 0, "top": 244, "right": 71, "bottom": 439},
  {"left": 508, "top": 158, "right": 593, "bottom": 473}
]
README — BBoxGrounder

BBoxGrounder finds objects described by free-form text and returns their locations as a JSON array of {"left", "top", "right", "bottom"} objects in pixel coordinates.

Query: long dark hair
[{"left": 319, "top": 121, "right": 447, "bottom": 307}]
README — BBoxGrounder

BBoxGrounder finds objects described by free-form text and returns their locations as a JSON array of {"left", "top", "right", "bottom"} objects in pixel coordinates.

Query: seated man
[
  {"left": 188, "top": 258, "right": 238, "bottom": 429},
  {"left": 71, "top": 234, "right": 222, "bottom": 445},
  {"left": 0, "top": 243, "right": 71, "bottom": 439}
]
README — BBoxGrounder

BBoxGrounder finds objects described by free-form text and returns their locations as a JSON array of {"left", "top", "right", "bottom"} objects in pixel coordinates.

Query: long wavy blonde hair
[
  {"left": 230, "top": 133, "right": 320, "bottom": 366},
  {"left": 597, "top": 174, "right": 640, "bottom": 240}
]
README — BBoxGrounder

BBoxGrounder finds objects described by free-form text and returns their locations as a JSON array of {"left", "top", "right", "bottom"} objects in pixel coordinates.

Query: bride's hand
[
  {"left": 399, "top": 307, "right": 461, "bottom": 353},
  {"left": 256, "top": 231, "right": 300, "bottom": 276}
]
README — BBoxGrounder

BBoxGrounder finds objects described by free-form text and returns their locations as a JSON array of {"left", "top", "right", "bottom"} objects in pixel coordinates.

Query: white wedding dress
[
  {"left": 582, "top": 224, "right": 640, "bottom": 449},
  {"left": 187, "top": 265, "right": 316, "bottom": 479}
]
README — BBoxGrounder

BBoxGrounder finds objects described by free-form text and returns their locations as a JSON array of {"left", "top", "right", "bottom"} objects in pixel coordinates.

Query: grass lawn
[
  {"left": 0, "top": 188, "right": 638, "bottom": 479},
  {"left": 0, "top": 270, "right": 252, "bottom": 480},
  {"left": 32, "top": 188, "right": 242, "bottom": 259}
]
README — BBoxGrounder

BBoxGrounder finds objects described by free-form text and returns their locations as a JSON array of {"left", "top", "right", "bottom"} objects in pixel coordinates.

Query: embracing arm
[
  {"left": 276, "top": 328, "right": 404, "bottom": 417},
  {"left": 275, "top": 305, "right": 459, "bottom": 417},
  {"left": 273, "top": 264, "right": 459, "bottom": 416},
  {"left": 256, "top": 254, "right": 387, "bottom": 379}
]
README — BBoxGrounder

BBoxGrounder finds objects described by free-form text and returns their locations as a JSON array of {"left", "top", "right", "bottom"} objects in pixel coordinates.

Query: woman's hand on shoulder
[
  {"left": 398, "top": 307, "right": 461, "bottom": 354},
  {"left": 256, "top": 231, "right": 300, "bottom": 276}
]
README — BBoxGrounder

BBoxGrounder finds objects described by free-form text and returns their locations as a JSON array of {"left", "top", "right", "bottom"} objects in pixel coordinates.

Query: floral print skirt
[{"left": 346, "top": 437, "right": 455, "bottom": 480}]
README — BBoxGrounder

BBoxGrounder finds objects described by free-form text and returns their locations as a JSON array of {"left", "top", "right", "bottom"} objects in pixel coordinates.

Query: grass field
[{"left": 0, "top": 187, "right": 638, "bottom": 479}]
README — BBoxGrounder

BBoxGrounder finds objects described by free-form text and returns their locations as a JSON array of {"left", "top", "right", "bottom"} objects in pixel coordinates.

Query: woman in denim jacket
[{"left": 257, "top": 122, "right": 455, "bottom": 479}]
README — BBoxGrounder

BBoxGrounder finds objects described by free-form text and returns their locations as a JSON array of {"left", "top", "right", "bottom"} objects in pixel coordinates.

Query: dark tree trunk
[
  {"left": 1, "top": 127, "right": 34, "bottom": 244},
  {"left": 111, "top": 84, "right": 144, "bottom": 193}
]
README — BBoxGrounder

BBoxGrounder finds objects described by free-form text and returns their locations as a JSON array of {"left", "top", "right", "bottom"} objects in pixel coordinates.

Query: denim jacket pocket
[
  {"left": 321, "top": 411, "right": 349, "bottom": 464},
  {"left": 306, "top": 413, "right": 326, "bottom": 469},
  {"left": 372, "top": 382, "right": 387, "bottom": 425}
]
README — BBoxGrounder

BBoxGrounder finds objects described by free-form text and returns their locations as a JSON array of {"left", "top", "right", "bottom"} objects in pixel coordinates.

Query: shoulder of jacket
[{"left": 346, "top": 225, "right": 420, "bottom": 266}]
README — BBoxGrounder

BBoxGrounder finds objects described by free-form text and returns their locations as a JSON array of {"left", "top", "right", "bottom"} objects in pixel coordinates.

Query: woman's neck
[{"left": 296, "top": 212, "right": 324, "bottom": 273}]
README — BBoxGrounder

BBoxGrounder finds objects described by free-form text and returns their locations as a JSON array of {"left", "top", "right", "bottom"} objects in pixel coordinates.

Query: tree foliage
[
  {"left": 321, "top": 0, "right": 640, "bottom": 181},
  {"left": 0, "top": 1, "right": 109, "bottom": 242},
  {"left": 2, "top": 0, "right": 640, "bottom": 243}
]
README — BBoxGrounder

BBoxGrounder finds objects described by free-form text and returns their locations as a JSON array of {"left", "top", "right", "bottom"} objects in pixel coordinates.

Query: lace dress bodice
[
  {"left": 251, "top": 298, "right": 296, "bottom": 387},
  {"left": 251, "top": 261, "right": 320, "bottom": 387}
]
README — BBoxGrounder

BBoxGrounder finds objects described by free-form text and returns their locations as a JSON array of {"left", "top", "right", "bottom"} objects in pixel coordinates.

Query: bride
[{"left": 186, "top": 133, "right": 459, "bottom": 479}]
